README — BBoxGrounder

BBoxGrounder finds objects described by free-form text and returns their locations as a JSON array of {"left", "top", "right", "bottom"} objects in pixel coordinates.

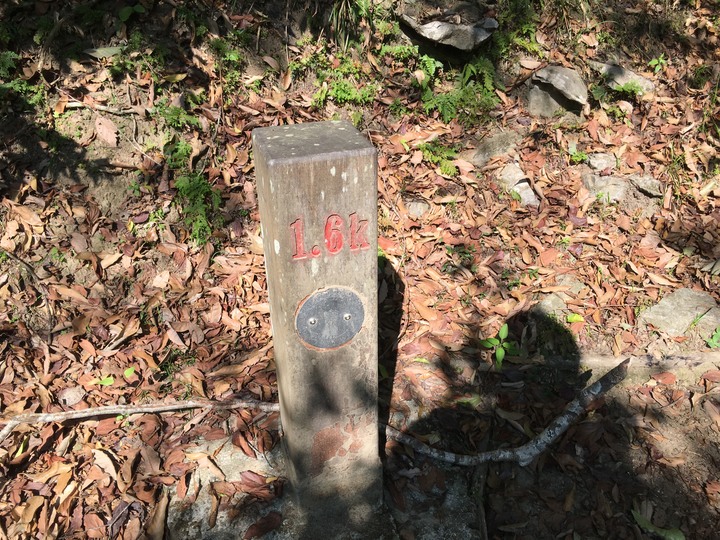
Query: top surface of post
[{"left": 252, "top": 120, "right": 375, "bottom": 164}]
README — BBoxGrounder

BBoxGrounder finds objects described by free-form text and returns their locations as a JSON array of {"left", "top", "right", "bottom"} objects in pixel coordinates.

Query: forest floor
[{"left": 1, "top": 0, "right": 720, "bottom": 538}]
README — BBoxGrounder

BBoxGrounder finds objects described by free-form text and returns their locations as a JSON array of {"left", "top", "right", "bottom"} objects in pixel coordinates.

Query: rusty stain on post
[{"left": 252, "top": 121, "right": 381, "bottom": 527}]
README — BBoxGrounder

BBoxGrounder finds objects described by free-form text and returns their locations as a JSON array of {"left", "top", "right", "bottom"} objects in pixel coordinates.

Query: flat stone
[
  {"left": 405, "top": 198, "right": 431, "bottom": 219},
  {"left": 167, "top": 440, "right": 288, "bottom": 540},
  {"left": 533, "top": 65, "right": 588, "bottom": 105},
  {"left": 526, "top": 84, "right": 564, "bottom": 117},
  {"left": 535, "top": 275, "right": 585, "bottom": 316},
  {"left": 401, "top": 14, "right": 498, "bottom": 51},
  {"left": 535, "top": 292, "right": 568, "bottom": 315},
  {"left": 498, "top": 162, "right": 526, "bottom": 188},
  {"left": 513, "top": 181, "right": 540, "bottom": 207},
  {"left": 588, "top": 61, "right": 655, "bottom": 95},
  {"left": 588, "top": 153, "right": 616, "bottom": 172},
  {"left": 582, "top": 173, "right": 628, "bottom": 202},
  {"left": 468, "top": 131, "right": 522, "bottom": 168},
  {"left": 640, "top": 288, "right": 720, "bottom": 337},
  {"left": 630, "top": 174, "right": 663, "bottom": 198}
]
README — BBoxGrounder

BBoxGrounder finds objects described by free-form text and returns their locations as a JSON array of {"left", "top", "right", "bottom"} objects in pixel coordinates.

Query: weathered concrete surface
[
  {"left": 639, "top": 288, "right": 720, "bottom": 337},
  {"left": 253, "top": 121, "right": 382, "bottom": 533},
  {"left": 166, "top": 437, "right": 398, "bottom": 539}
]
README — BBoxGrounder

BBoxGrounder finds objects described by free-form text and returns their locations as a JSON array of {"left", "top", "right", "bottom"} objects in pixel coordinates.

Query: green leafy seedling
[
  {"left": 480, "top": 323, "right": 519, "bottom": 369},
  {"left": 707, "top": 327, "right": 720, "bottom": 349},
  {"left": 648, "top": 54, "right": 667, "bottom": 74},
  {"left": 95, "top": 375, "right": 115, "bottom": 386},
  {"left": 119, "top": 4, "right": 146, "bottom": 23}
]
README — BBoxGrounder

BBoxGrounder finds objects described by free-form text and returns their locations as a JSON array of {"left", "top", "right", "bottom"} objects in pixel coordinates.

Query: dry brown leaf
[
  {"left": 145, "top": 488, "right": 169, "bottom": 540},
  {"left": 95, "top": 115, "right": 118, "bottom": 147},
  {"left": 651, "top": 372, "right": 677, "bottom": 385},
  {"left": 703, "top": 399, "right": 720, "bottom": 426}
]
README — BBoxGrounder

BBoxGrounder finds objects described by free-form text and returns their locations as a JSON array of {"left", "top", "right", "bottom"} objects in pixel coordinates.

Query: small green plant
[
  {"left": 418, "top": 141, "right": 459, "bottom": 176},
  {"left": 0, "top": 51, "right": 19, "bottom": 79},
  {"left": 328, "top": 0, "right": 371, "bottom": 50},
  {"left": 49, "top": 247, "right": 65, "bottom": 264},
  {"left": 491, "top": 0, "right": 541, "bottom": 59},
  {"left": 149, "top": 208, "right": 167, "bottom": 230},
  {"left": 379, "top": 44, "right": 418, "bottom": 62},
  {"left": 119, "top": 3, "right": 146, "bottom": 23},
  {"left": 442, "top": 243, "right": 476, "bottom": 273},
  {"left": 613, "top": 81, "right": 643, "bottom": 100},
  {"left": 648, "top": 54, "right": 667, "bottom": 74},
  {"left": 606, "top": 105, "right": 627, "bottom": 121},
  {"left": 569, "top": 149, "right": 588, "bottom": 164},
  {"left": 174, "top": 172, "right": 222, "bottom": 244},
  {"left": 153, "top": 100, "right": 201, "bottom": 131},
  {"left": 688, "top": 64, "right": 713, "bottom": 90},
  {"left": 209, "top": 35, "right": 247, "bottom": 90},
  {"left": 350, "top": 110, "right": 363, "bottom": 127},
  {"left": 0, "top": 79, "right": 46, "bottom": 107},
  {"left": 480, "top": 323, "right": 520, "bottom": 369},
  {"left": 312, "top": 84, "right": 329, "bottom": 107},
  {"left": 328, "top": 79, "right": 376, "bottom": 105},
  {"left": 129, "top": 180, "right": 141, "bottom": 197},
  {"left": 707, "top": 327, "right": 720, "bottom": 348},
  {"left": 415, "top": 55, "right": 442, "bottom": 90},
  {"left": 149, "top": 208, "right": 166, "bottom": 222},
  {"left": 388, "top": 98, "right": 409, "bottom": 117},
  {"left": 421, "top": 56, "right": 499, "bottom": 124},
  {"left": 164, "top": 138, "right": 193, "bottom": 169}
]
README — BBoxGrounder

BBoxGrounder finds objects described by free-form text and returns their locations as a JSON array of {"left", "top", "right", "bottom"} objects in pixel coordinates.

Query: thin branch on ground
[
  {"left": 0, "top": 398, "right": 281, "bottom": 446},
  {"left": 0, "top": 359, "right": 629, "bottom": 468},
  {"left": 386, "top": 359, "right": 630, "bottom": 467}
]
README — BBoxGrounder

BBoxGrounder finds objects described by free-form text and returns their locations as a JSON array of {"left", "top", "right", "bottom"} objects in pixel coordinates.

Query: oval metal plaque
[{"left": 295, "top": 287, "right": 364, "bottom": 349}]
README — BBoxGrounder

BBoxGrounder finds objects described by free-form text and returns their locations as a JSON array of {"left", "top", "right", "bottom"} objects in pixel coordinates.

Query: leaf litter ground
[{"left": 0, "top": 0, "right": 720, "bottom": 538}]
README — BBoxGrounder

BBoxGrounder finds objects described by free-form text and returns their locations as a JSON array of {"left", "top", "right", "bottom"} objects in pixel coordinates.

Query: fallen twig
[
  {"left": 386, "top": 358, "right": 630, "bottom": 467},
  {"left": 0, "top": 360, "right": 629, "bottom": 468},
  {"left": 0, "top": 398, "right": 280, "bottom": 446}
]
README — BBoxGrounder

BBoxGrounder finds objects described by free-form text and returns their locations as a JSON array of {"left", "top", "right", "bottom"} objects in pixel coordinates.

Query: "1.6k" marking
[{"left": 290, "top": 213, "right": 370, "bottom": 261}]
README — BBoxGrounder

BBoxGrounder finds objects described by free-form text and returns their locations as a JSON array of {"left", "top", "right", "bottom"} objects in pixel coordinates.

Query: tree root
[{"left": 386, "top": 359, "right": 629, "bottom": 467}]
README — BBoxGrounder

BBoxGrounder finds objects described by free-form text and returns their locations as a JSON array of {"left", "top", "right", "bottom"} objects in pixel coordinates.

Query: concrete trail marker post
[{"left": 253, "top": 121, "right": 381, "bottom": 530}]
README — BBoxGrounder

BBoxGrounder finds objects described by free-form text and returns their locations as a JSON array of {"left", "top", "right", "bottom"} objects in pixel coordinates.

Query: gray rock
[
  {"left": 533, "top": 66, "right": 588, "bottom": 105},
  {"left": 630, "top": 174, "right": 663, "bottom": 198},
  {"left": 588, "top": 61, "right": 655, "bottom": 95},
  {"left": 167, "top": 440, "right": 289, "bottom": 540},
  {"left": 526, "top": 84, "right": 565, "bottom": 117},
  {"left": 582, "top": 173, "right": 628, "bottom": 202},
  {"left": 640, "top": 288, "right": 720, "bottom": 337},
  {"left": 401, "top": 14, "right": 498, "bottom": 51},
  {"left": 498, "top": 163, "right": 526, "bottom": 188},
  {"left": 513, "top": 181, "right": 540, "bottom": 206},
  {"left": 588, "top": 153, "right": 616, "bottom": 172},
  {"left": 468, "top": 131, "right": 522, "bottom": 167},
  {"left": 535, "top": 275, "right": 586, "bottom": 316},
  {"left": 496, "top": 164, "right": 538, "bottom": 206},
  {"left": 405, "top": 198, "right": 431, "bottom": 219},
  {"left": 535, "top": 292, "right": 568, "bottom": 315}
]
